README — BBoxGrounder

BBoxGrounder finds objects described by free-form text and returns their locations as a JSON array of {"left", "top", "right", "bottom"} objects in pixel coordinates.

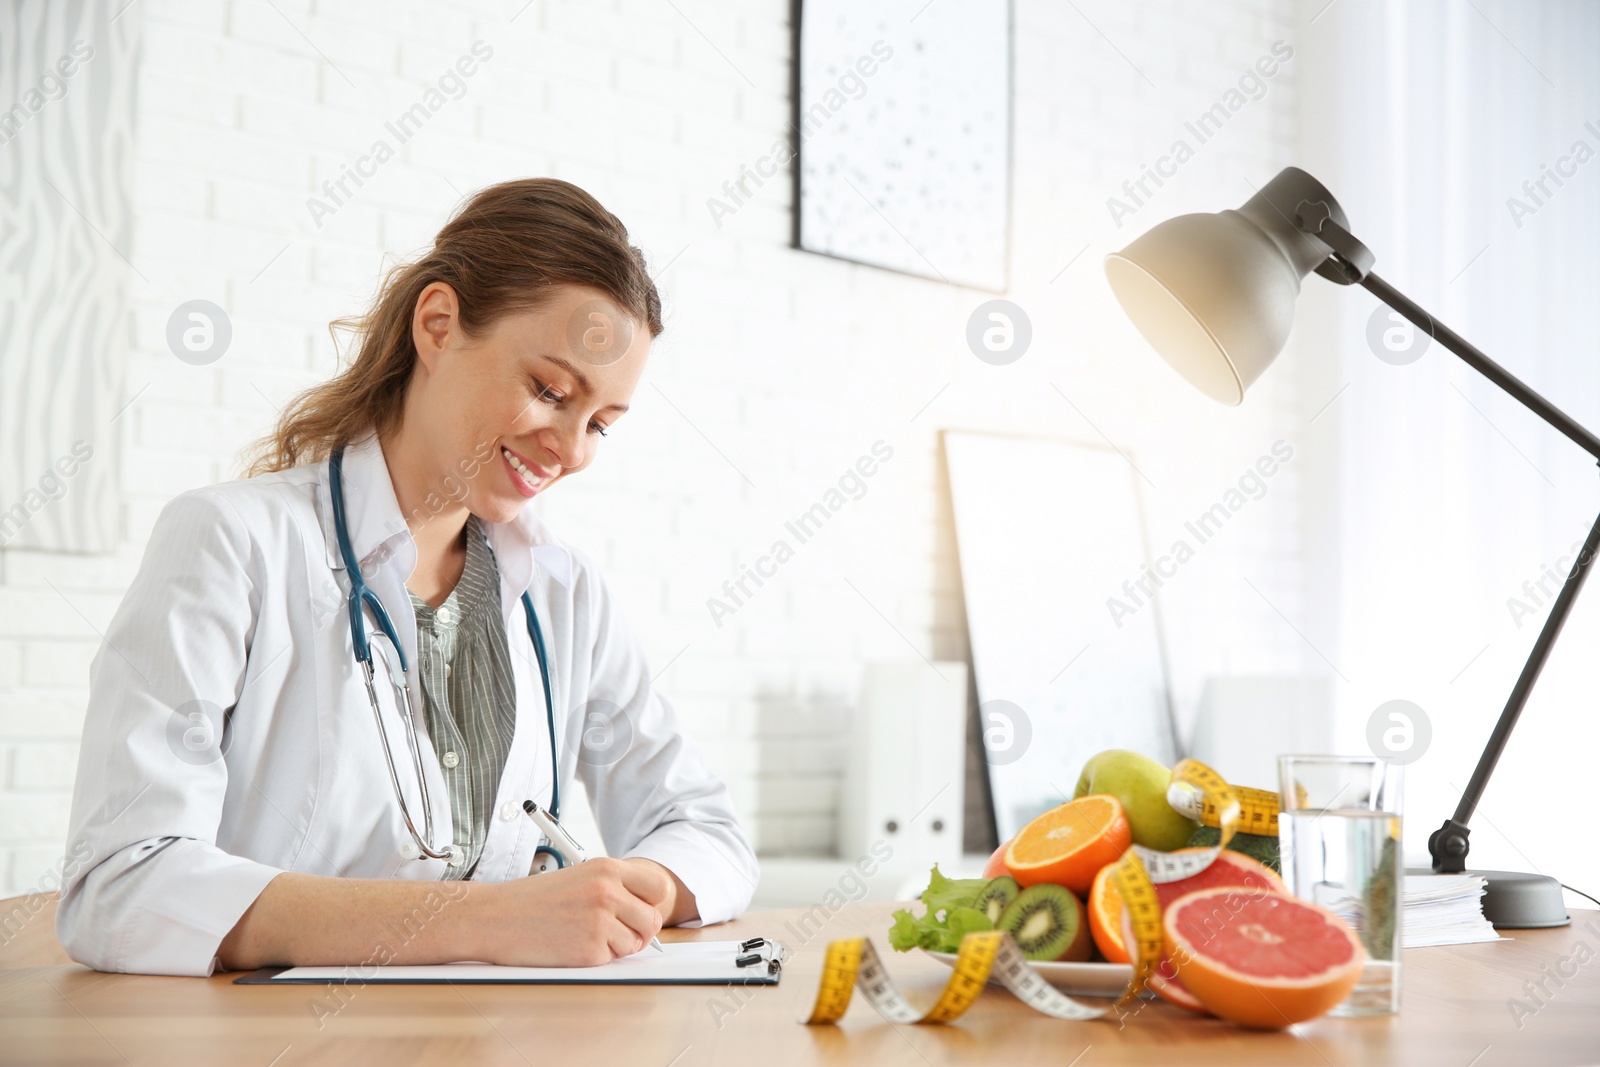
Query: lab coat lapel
[
  {"left": 483, "top": 504, "right": 573, "bottom": 602},
  {"left": 315, "top": 432, "right": 420, "bottom": 669}
]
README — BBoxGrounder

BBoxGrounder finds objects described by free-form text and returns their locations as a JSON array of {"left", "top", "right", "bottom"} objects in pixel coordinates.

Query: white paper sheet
[{"left": 266, "top": 940, "right": 779, "bottom": 984}]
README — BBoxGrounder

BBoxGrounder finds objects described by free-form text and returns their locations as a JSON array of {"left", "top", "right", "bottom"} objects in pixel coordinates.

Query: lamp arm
[
  {"left": 1426, "top": 501, "right": 1600, "bottom": 871},
  {"left": 1358, "top": 273, "right": 1600, "bottom": 461},
  {"left": 1349, "top": 270, "right": 1600, "bottom": 873},
  {"left": 1290, "top": 201, "right": 1600, "bottom": 457}
]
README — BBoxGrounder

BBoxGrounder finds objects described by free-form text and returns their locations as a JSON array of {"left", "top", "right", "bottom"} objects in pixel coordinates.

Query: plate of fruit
[
  {"left": 892, "top": 801, "right": 1138, "bottom": 998},
  {"left": 890, "top": 749, "right": 1288, "bottom": 1004},
  {"left": 922, "top": 866, "right": 1133, "bottom": 996}
]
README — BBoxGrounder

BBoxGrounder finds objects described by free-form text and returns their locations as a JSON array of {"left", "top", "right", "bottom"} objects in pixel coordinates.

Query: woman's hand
[
  {"left": 216, "top": 858, "right": 694, "bottom": 972},
  {"left": 473, "top": 857, "right": 673, "bottom": 966},
  {"left": 621, "top": 856, "right": 699, "bottom": 926}
]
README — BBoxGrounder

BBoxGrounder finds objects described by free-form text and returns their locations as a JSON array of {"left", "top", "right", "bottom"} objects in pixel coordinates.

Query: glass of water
[{"left": 1277, "top": 755, "right": 1403, "bottom": 1017}]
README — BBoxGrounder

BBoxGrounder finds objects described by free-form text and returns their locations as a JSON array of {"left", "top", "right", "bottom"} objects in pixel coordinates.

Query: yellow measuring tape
[{"left": 803, "top": 758, "right": 1277, "bottom": 1026}]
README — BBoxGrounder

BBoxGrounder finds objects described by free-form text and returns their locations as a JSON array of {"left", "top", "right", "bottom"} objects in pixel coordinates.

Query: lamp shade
[{"left": 1104, "top": 167, "right": 1349, "bottom": 405}]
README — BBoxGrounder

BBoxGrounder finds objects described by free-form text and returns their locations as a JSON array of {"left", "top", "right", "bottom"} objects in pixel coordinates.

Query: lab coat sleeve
[
  {"left": 55, "top": 488, "right": 284, "bottom": 976},
  {"left": 570, "top": 558, "right": 760, "bottom": 927}
]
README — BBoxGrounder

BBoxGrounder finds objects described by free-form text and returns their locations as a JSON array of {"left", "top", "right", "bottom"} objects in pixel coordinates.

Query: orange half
[
  {"left": 1088, "top": 862, "right": 1129, "bottom": 963},
  {"left": 1004, "top": 794, "right": 1131, "bottom": 895}
]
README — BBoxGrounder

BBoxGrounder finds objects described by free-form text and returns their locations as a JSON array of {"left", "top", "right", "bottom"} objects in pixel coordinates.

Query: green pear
[{"left": 1072, "top": 749, "right": 1197, "bottom": 852}]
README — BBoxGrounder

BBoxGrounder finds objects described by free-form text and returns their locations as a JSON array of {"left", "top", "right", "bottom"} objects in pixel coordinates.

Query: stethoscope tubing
[{"left": 330, "top": 445, "right": 562, "bottom": 867}]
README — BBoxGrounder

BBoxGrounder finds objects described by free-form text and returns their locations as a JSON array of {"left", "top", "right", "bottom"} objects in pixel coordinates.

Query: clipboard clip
[{"left": 735, "top": 937, "right": 784, "bottom": 976}]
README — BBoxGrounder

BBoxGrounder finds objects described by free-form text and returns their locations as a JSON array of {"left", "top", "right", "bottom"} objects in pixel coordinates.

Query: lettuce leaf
[
  {"left": 919, "top": 864, "right": 993, "bottom": 920},
  {"left": 888, "top": 906, "right": 935, "bottom": 951},
  {"left": 887, "top": 864, "right": 997, "bottom": 953},
  {"left": 942, "top": 906, "right": 995, "bottom": 949}
]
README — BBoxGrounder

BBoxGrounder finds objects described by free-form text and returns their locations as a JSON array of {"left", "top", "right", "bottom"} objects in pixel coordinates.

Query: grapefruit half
[
  {"left": 1120, "top": 849, "right": 1284, "bottom": 1012},
  {"left": 982, "top": 840, "right": 1010, "bottom": 880},
  {"left": 1164, "top": 886, "right": 1364, "bottom": 1029}
]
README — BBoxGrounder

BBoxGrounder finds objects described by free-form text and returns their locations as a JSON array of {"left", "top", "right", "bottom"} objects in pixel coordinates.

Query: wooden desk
[{"left": 3, "top": 894, "right": 1597, "bottom": 1066}]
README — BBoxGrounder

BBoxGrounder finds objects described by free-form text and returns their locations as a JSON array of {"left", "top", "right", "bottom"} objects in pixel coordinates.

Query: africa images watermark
[
  {"left": 1366, "top": 699, "right": 1432, "bottom": 765},
  {"left": 1505, "top": 118, "right": 1600, "bottom": 230},
  {"left": 0, "top": 841, "right": 95, "bottom": 949},
  {"left": 0, "top": 440, "right": 95, "bottom": 547},
  {"left": 343, "top": 436, "right": 502, "bottom": 583},
  {"left": 706, "top": 440, "right": 895, "bottom": 628},
  {"left": 306, "top": 40, "right": 493, "bottom": 228},
  {"left": 1506, "top": 915, "right": 1600, "bottom": 1031},
  {"left": 0, "top": 38, "right": 94, "bottom": 145},
  {"left": 307, "top": 880, "right": 469, "bottom": 1028},
  {"left": 1505, "top": 533, "right": 1597, "bottom": 629},
  {"left": 1106, "top": 440, "right": 1294, "bottom": 628},
  {"left": 705, "top": 39, "right": 894, "bottom": 228},
  {"left": 1106, "top": 40, "right": 1294, "bottom": 228}
]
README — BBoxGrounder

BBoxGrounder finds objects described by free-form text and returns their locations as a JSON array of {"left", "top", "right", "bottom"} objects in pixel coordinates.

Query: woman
[{"left": 56, "top": 179, "right": 758, "bottom": 976}]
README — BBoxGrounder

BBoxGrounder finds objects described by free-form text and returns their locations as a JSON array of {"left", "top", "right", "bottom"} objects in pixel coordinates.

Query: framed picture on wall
[{"left": 791, "top": 0, "right": 1013, "bottom": 290}]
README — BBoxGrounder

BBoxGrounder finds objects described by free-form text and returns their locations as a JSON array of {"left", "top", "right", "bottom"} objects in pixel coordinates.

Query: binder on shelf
[{"left": 838, "top": 660, "right": 968, "bottom": 872}]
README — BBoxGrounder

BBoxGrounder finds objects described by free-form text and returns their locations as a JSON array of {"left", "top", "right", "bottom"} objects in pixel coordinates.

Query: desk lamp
[{"left": 1104, "top": 165, "right": 1594, "bottom": 928}]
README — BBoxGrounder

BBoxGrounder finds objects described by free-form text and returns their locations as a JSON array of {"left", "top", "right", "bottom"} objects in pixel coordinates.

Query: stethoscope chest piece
[{"left": 531, "top": 848, "right": 566, "bottom": 874}]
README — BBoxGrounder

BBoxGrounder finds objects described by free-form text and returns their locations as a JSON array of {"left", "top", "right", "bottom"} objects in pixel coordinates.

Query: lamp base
[{"left": 1407, "top": 867, "right": 1570, "bottom": 929}]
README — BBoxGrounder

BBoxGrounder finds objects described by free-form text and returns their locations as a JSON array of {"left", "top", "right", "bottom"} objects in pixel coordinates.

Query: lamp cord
[{"left": 1561, "top": 883, "right": 1600, "bottom": 909}]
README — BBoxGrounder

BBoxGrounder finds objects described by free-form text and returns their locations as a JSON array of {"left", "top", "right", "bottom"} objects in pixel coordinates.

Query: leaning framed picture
[{"left": 942, "top": 430, "right": 1181, "bottom": 842}]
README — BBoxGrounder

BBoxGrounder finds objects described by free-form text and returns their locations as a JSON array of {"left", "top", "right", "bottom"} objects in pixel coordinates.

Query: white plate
[{"left": 922, "top": 950, "right": 1133, "bottom": 998}]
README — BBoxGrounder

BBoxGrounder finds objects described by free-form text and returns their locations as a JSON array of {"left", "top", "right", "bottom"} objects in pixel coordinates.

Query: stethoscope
[{"left": 330, "top": 445, "right": 571, "bottom": 870}]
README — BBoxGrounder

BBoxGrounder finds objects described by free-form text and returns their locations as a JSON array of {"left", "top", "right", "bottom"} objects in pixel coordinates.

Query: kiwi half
[
  {"left": 997, "top": 884, "right": 1090, "bottom": 962},
  {"left": 972, "top": 876, "right": 1020, "bottom": 925}
]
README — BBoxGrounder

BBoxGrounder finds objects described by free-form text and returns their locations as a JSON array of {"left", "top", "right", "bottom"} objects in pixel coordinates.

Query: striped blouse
[{"left": 408, "top": 515, "right": 516, "bottom": 880}]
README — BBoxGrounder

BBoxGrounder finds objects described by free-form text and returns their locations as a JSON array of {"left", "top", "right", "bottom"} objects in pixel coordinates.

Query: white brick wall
[{"left": 0, "top": 0, "right": 1314, "bottom": 895}]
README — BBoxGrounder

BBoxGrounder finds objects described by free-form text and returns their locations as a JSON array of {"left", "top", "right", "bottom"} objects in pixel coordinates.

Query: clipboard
[{"left": 234, "top": 937, "right": 783, "bottom": 986}]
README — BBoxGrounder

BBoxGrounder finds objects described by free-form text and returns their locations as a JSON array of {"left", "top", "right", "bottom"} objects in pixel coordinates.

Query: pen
[{"left": 523, "top": 800, "right": 665, "bottom": 954}]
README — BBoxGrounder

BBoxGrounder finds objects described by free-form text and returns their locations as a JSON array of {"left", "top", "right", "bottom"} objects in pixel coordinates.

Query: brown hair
[{"left": 242, "top": 178, "right": 663, "bottom": 477}]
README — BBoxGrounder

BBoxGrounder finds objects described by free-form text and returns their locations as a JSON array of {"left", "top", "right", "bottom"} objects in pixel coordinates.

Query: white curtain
[{"left": 1304, "top": 0, "right": 1600, "bottom": 892}]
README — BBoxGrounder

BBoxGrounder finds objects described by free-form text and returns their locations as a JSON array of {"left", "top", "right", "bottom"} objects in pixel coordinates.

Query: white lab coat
[{"left": 55, "top": 432, "right": 758, "bottom": 976}]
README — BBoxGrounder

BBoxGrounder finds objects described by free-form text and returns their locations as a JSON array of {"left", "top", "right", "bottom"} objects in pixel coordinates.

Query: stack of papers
[{"left": 1402, "top": 874, "right": 1502, "bottom": 947}]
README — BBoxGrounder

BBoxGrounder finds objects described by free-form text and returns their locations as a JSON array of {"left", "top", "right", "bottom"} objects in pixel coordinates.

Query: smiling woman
[
  {"left": 243, "top": 178, "right": 661, "bottom": 483},
  {"left": 243, "top": 179, "right": 663, "bottom": 603},
  {"left": 56, "top": 179, "right": 760, "bottom": 977}
]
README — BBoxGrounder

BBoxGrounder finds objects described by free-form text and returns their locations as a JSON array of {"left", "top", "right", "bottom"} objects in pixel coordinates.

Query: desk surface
[{"left": 3, "top": 894, "right": 1598, "bottom": 1066}]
